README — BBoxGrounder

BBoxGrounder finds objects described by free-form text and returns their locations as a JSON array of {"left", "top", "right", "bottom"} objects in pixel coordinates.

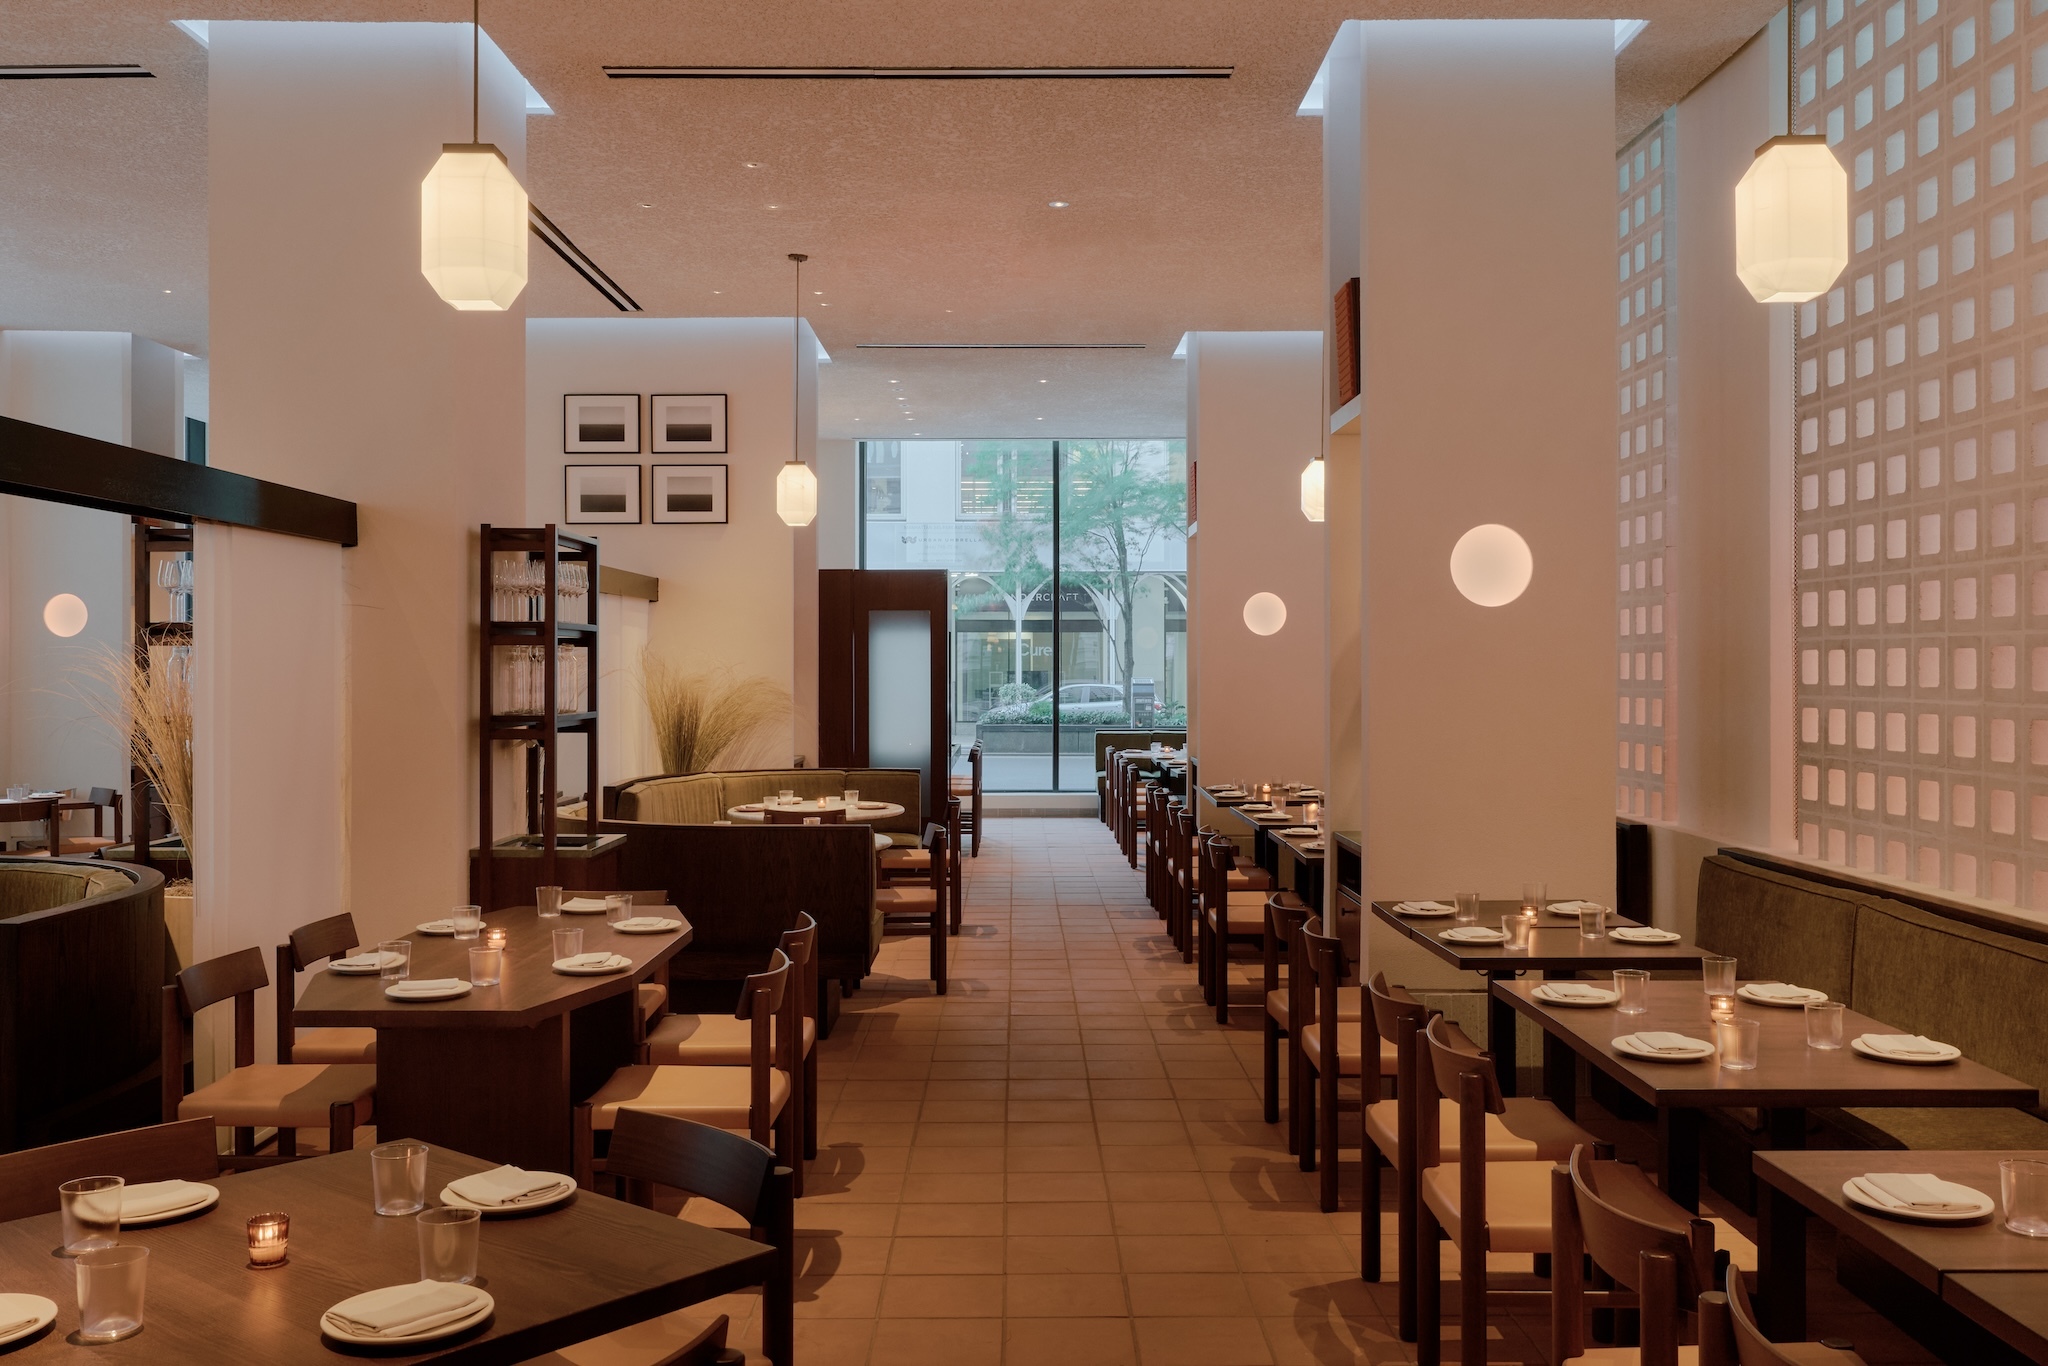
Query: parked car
[{"left": 1035, "top": 682, "right": 1125, "bottom": 705}]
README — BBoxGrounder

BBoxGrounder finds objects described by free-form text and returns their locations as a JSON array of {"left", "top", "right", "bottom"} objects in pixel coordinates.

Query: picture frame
[
  {"left": 563, "top": 394, "right": 641, "bottom": 454},
  {"left": 564, "top": 464, "right": 642, "bottom": 524},
  {"left": 649, "top": 393, "right": 728, "bottom": 454},
  {"left": 650, "top": 463, "right": 729, "bottom": 524}
]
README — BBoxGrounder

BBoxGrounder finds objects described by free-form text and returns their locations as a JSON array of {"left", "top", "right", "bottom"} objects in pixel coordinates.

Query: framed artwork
[
  {"left": 650, "top": 393, "right": 728, "bottom": 454},
  {"left": 563, "top": 394, "right": 640, "bottom": 453},
  {"left": 651, "top": 464, "right": 729, "bottom": 524},
  {"left": 564, "top": 464, "right": 642, "bottom": 524}
]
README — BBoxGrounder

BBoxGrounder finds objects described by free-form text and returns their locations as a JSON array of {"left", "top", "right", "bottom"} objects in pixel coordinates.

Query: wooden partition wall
[{"left": 818, "top": 570, "right": 949, "bottom": 827}]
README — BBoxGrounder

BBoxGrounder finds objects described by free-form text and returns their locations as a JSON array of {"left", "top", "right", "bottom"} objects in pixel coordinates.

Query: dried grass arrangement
[
  {"left": 641, "top": 652, "right": 791, "bottom": 774},
  {"left": 74, "top": 645, "right": 194, "bottom": 865}
]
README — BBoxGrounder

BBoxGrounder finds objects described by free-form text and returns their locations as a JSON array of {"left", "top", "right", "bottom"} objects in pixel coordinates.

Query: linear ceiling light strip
[
  {"left": 0, "top": 64, "right": 153, "bottom": 79},
  {"left": 604, "top": 66, "right": 1231, "bottom": 80},
  {"left": 528, "top": 204, "right": 641, "bottom": 312},
  {"left": 855, "top": 342, "right": 1145, "bottom": 350}
]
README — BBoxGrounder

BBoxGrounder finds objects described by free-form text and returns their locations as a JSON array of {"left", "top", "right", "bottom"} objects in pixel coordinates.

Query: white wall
[
  {"left": 526, "top": 317, "right": 819, "bottom": 776},
  {"left": 816, "top": 437, "right": 859, "bottom": 570},
  {"left": 1187, "top": 331, "right": 1328, "bottom": 785}
]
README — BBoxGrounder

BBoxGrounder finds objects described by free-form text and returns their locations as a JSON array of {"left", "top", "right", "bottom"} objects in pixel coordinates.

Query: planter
[
  {"left": 975, "top": 723, "right": 1108, "bottom": 755},
  {"left": 164, "top": 885, "right": 194, "bottom": 971}
]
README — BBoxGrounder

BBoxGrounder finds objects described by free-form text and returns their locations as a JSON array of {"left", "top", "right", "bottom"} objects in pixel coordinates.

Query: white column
[
  {"left": 203, "top": 22, "right": 531, "bottom": 978},
  {"left": 1329, "top": 21, "right": 1618, "bottom": 951},
  {"left": 1187, "top": 331, "right": 1328, "bottom": 784}
]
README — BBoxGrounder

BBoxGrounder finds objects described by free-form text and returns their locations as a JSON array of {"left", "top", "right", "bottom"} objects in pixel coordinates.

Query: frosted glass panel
[{"left": 869, "top": 610, "right": 932, "bottom": 819}]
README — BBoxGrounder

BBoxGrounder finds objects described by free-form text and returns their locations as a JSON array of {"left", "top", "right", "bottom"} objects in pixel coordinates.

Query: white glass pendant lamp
[
  {"left": 1734, "top": 135, "right": 1848, "bottom": 303},
  {"left": 778, "top": 252, "right": 819, "bottom": 527},
  {"left": 421, "top": 2, "right": 529, "bottom": 311},
  {"left": 1299, "top": 455, "right": 1325, "bottom": 523}
]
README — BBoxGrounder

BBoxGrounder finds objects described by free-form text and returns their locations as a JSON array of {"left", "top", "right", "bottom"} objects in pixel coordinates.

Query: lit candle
[
  {"left": 483, "top": 926, "right": 509, "bottom": 950},
  {"left": 247, "top": 1212, "right": 289, "bottom": 1268},
  {"left": 1709, "top": 993, "right": 1737, "bottom": 1023}
]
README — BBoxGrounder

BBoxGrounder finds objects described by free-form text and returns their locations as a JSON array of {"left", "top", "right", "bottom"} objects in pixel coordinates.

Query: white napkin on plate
[
  {"left": 560, "top": 897, "right": 608, "bottom": 912},
  {"left": 1611, "top": 927, "right": 1676, "bottom": 941},
  {"left": 1747, "top": 983, "right": 1821, "bottom": 1002},
  {"left": 417, "top": 919, "right": 457, "bottom": 932},
  {"left": 1395, "top": 901, "right": 1453, "bottom": 913},
  {"left": 447, "top": 1165, "right": 567, "bottom": 1208},
  {"left": 0, "top": 1317, "right": 38, "bottom": 1338},
  {"left": 1442, "top": 927, "right": 1503, "bottom": 941},
  {"left": 612, "top": 916, "right": 676, "bottom": 932},
  {"left": 324, "top": 1281, "right": 485, "bottom": 1337},
  {"left": 331, "top": 951, "right": 394, "bottom": 971},
  {"left": 1549, "top": 900, "right": 1602, "bottom": 914},
  {"left": 557, "top": 952, "right": 623, "bottom": 970},
  {"left": 1634, "top": 1031, "right": 1710, "bottom": 1053},
  {"left": 386, "top": 978, "right": 465, "bottom": 998},
  {"left": 119, "top": 1180, "right": 209, "bottom": 1218},
  {"left": 1542, "top": 983, "right": 1612, "bottom": 1001},
  {"left": 1861, "top": 1034, "right": 1948, "bottom": 1056},
  {"left": 1853, "top": 1172, "right": 1982, "bottom": 1213}
]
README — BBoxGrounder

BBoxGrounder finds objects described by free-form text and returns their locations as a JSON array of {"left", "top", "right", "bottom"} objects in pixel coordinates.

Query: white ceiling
[{"left": 3, "top": 1, "right": 1779, "bottom": 439}]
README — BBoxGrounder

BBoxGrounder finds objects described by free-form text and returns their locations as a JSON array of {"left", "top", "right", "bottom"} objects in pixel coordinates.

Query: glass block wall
[
  {"left": 1792, "top": 0, "right": 2048, "bottom": 905},
  {"left": 1618, "top": 111, "right": 1678, "bottom": 821}
]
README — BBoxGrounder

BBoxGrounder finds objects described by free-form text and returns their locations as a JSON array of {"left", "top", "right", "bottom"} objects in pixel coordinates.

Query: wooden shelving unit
[
  {"left": 129, "top": 519, "right": 192, "bottom": 877},
  {"left": 476, "top": 525, "right": 600, "bottom": 910}
]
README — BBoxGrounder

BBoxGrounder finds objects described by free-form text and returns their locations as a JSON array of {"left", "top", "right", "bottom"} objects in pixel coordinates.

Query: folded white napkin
[
  {"left": 447, "top": 1165, "right": 567, "bottom": 1208},
  {"left": 387, "top": 978, "right": 466, "bottom": 998},
  {"left": 1442, "top": 927, "right": 1504, "bottom": 941},
  {"left": 560, "top": 897, "right": 608, "bottom": 912},
  {"left": 0, "top": 1317, "right": 38, "bottom": 1337},
  {"left": 119, "top": 1179, "right": 209, "bottom": 1218},
  {"left": 1862, "top": 1034, "right": 1947, "bottom": 1056},
  {"left": 417, "top": 919, "right": 457, "bottom": 932},
  {"left": 1854, "top": 1172, "right": 1982, "bottom": 1212},
  {"left": 557, "top": 952, "right": 623, "bottom": 969},
  {"left": 1611, "top": 927, "right": 1676, "bottom": 941},
  {"left": 1395, "top": 901, "right": 1454, "bottom": 913},
  {"left": 325, "top": 1281, "right": 484, "bottom": 1337},
  {"left": 1549, "top": 900, "right": 1602, "bottom": 915},
  {"left": 332, "top": 951, "right": 396, "bottom": 971},
  {"left": 1543, "top": 983, "right": 1612, "bottom": 1001},
  {"left": 612, "top": 916, "right": 676, "bottom": 932},
  {"left": 1634, "top": 1031, "right": 1710, "bottom": 1053},
  {"left": 1747, "top": 983, "right": 1820, "bottom": 1002}
]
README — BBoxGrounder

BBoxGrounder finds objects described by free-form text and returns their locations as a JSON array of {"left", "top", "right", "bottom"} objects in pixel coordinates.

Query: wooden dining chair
[
  {"left": 1551, "top": 1144, "right": 1718, "bottom": 1365},
  {"left": 1416, "top": 1013, "right": 1600, "bottom": 1366},
  {"left": 0, "top": 1118, "right": 220, "bottom": 1222},
  {"left": 874, "top": 819, "right": 952, "bottom": 993},
  {"left": 536, "top": 1111, "right": 793, "bottom": 1366},
  {"left": 950, "top": 741, "right": 983, "bottom": 856},
  {"left": 274, "top": 913, "right": 378, "bottom": 1065},
  {"left": 1292, "top": 918, "right": 1393, "bottom": 1179},
  {"left": 643, "top": 915, "right": 820, "bottom": 1164},
  {"left": 1199, "top": 832, "right": 1271, "bottom": 1022},
  {"left": 1262, "top": 892, "right": 1314, "bottom": 1133},
  {"left": 1143, "top": 784, "right": 1169, "bottom": 909},
  {"left": 163, "top": 947, "right": 376, "bottom": 1160},
  {"left": 576, "top": 950, "right": 800, "bottom": 1196},
  {"left": 566, "top": 888, "right": 675, "bottom": 1034},
  {"left": 18, "top": 788, "right": 125, "bottom": 856},
  {"left": 1704, "top": 1264, "right": 1866, "bottom": 1366}
]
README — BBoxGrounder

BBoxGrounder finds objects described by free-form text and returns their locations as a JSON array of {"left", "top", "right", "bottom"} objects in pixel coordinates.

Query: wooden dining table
[
  {"left": 1374, "top": 899, "right": 1707, "bottom": 1093},
  {"left": 0, "top": 1142, "right": 774, "bottom": 1363},
  {"left": 1497, "top": 977, "right": 2040, "bottom": 1339},
  {"left": 0, "top": 796, "right": 62, "bottom": 857},
  {"left": 293, "top": 907, "right": 692, "bottom": 1172},
  {"left": 1754, "top": 1150, "right": 2048, "bottom": 1357}
]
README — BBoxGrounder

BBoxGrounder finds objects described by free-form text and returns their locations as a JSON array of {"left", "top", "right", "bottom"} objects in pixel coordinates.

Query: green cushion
[
  {"left": 617, "top": 774, "right": 728, "bottom": 825},
  {"left": 1694, "top": 856, "right": 1861, "bottom": 1003},
  {"left": 845, "top": 769, "right": 922, "bottom": 833},
  {"left": 718, "top": 770, "right": 848, "bottom": 807},
  {"left": 0, "top": 864, "right": 133, "bottom": 921},
  {"left": 1836, "top": 1104, "right": 2048, "bottom": 1150}
]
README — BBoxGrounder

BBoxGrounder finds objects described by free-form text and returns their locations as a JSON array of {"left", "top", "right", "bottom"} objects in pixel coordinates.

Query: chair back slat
[
  {"left": 0, "top": 1119, "right": 220, "bottom": 1223},
  {"left": 606, "top": 1109, "right": 782, "bottom": 1227},
  {"left": 733, "top": 950, "right": 791, "bottom": 1022},
  {"left": 1366, "top": 972, "right": 1425, "bottom": 1045},
  {"left": 178, "top": 946, "right": 269, "bottom": 1017},
  {"left": 1723, "top": 1263, "right": 1827, "bottom": 1365},
  {"left": 1567, "top": 1145, "right": 1714, "bottom": 1302},
  {"left": 1264, "top": 894, "right": 1309, "bottom": 994},
  {"left": 1421, "top": 1013, "right": 1506, "bottom": 1115},
  {"left": 286, "top": 913, "right": 361, "bottom": 971}
]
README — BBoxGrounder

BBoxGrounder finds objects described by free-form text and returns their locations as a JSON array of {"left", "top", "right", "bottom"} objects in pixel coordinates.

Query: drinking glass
[
  {"left": 1521, "top": 881, "right": 1547, "bottom": 914},
  {"left": 537, "top": 885, "right": 563, "bottom": 919},
  {"left": 2001, "top": 1159, "right": 2048, "bottom": 1237},
  {"left": 370, "top": 1141, "right": 428, "bottom": 1216},
  {"left": 59, "top": 1176, "right": 123, "bottom": 1254},
  {"left": 778, "top": 788, "right": 796, "bottom": 805},
  {"left": 1805, "top": 1001, "right": 1845, "bottom": 1050},
  {"left": 467, "top": 946, "right": 502, "bottom": 986},
  {"left": 377, "top": 940, "right": 411, "bottom": 982},
  {"left": 553, "top": 926, "right": 584, "bottom": 961},
  {"left": 843, "top": 789, "right": 860, "bottom": 808},
  {"left": 1715, "top": 1018, "right": 1760, "bottom": 1070},
  {"left": 452, "top": 905, "right": 483, "bottom": 941},
  {"left": 1453, "top": 892, "right": 1480, "bottom": 925},
  {"left": 1502, "top": 914, "right": 1533, "bottom": 951},
  {"left": 1700, "top": 955, "right": 1737, "bottom": 998},
  {"left": 605, "top": 894, "right": 630, "bottom": 927},
  {"left": 1578, "top": 905, "right": 1607, "bottom": 939},
  {"left": 1613, "top": 969, "right": 1650, "bottom": 1014},
  {"left": 418, "top": 1207, "right": 482, "bottom": 1284},
  {"left": 75, "top": 1245, "right": 148, "bottom": 1342}
]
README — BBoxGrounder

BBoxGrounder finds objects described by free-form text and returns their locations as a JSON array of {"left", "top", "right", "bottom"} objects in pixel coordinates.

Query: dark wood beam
[
  {"left": 598, "top": 564, "right": 659, "bottom": 602},
  {"left": 0, "top": 415, "right": 357, "bottom": 547}
]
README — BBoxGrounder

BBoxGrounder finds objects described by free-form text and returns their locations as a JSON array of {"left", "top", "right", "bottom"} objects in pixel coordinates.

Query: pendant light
[
  {"left": 420, "top": 0, "right": 529, "bottom": 311},
  {"left": 1733, "top": 9, "right": 1846, "bottom": 304},
  {"left": 1299, "top": 453, "right": 1325, "bottom": 522},
  {"left": 776, "top": 252, "right": 820, "bottom": 527}
]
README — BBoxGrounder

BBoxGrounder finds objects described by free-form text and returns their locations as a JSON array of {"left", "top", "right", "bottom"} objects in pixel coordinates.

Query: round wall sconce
[
  {"left": 1242, "top": 592, "right": 1287, "bottom": 636},
  {"left": 42, "top": 594, "right": 88, "bottom": 637},
  {"left": 1448, "top": 525, "right": 1532, "bottom": 607}
]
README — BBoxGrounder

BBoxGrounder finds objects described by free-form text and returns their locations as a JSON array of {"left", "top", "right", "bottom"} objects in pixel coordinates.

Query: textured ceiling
[{"left": 4, "top": 1, "right": 1780, "bottom": 438}]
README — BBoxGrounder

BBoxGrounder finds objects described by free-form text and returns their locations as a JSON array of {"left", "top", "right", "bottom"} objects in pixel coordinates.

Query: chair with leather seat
[
  {"left": 18, "top": 788, "right": 124, "bottom": 856},
  {"left": 1415, "top": 1013, "right": 1600, "bottom": 1366},
  {"left": 533, "top": 1111, "right": 793, "bottom": 1366},
  {"left": 0, "top": 1118, "right": 221, "bottom": 1222},
  {"left": 949, "top": 741, "right": 982, "bottom": 856},
  {"left": 575, "top": 950, "right": 800, "bottom": 1195},
  {"left": 1552, "top": 1143, "right": 1721, "bottom": 1365},
  {"left": 1199, "top": 832, "right": 1271, "bottom": 1022},
  {"left": 275, "top": 913, "right": 378, "bottom": 1065},
  {"left": 874, "top": 814, "right": 953, "bottom": 993},
  {"left": 643, "top": 915, "right": 820, "bottom": 1164},
  {"left": 1262, "top": 893, "right": 1313, "bottom": 1135},
  {"left": 565, "top": 889, "right": 676, "bottom": 1036},
  {"left": 1703, "top": 1264, "right": 1866, "bottom": 1366},
  {"left": 162, "top": 947, "right": 376, "bottom": 1160},
  {"left": 1291, "top": 918, "right": 1396, "bottom": 1175}
]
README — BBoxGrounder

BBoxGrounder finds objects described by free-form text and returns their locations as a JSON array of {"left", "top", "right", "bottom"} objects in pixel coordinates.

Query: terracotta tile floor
[{"left": 667, "top": 817, "right": 1944, "bottom": 1366}]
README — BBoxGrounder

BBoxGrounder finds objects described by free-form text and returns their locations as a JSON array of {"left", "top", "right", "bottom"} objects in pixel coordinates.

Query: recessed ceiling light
[
  {"left": 163, "top": 289, "right": 172, "bottom": 294},
  {"left": 813, "top": 290, "right": 823, "bottom": 295},
  {"left": 712, "top": 289, "right": 722, "bottom": 294},
  {"left": 1038, "top": 379, "right": 1048, "bottom": 383},
  {"left": 638, "top": 202, "right": 654, "bottom": 208},
  {"left": 744, "top": 161, "right": 764, "bottom": 168},
  {"left": 1047, "top": 200, "right": 1070, "bottom": 208},
  {"left": 766, "top": 204, "right": 780, "bottom": 210}
]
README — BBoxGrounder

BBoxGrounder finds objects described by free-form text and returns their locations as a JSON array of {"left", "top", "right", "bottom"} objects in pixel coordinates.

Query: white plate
[
  {"left": 0, "top": 1294, "right": 57, "bottom": 1347},
  {"left": 1533, "top": 984, "right": 1619, "bottom": 1008},
  {"left": 384, "top": 981, "right": 473, "bottom": 1002},
  {"left": 1393, "top": 903, "right": 1456, "bottom": 918},
  {"left": 1851, "top": 1035, "right": 1962, "bottom": 1065},
  {"left": 1545, "top": 901, "right": 1608, "bottom": 917},
  {"left": 1737, "top": 983, "right": 1828, "bottom": 1008},
  {"left": 320, "top": 1290, "right": 495, "bottom": 1346},
  {"left": 121, "top": 1183, "right": 220, "bottom": 1226},
  {"left": 328, "top": 951, "right": 405, "bottom": 976},
  {"left": 1613, "top": 1034, "right": 1715, "bottom": 1062},
  {"left": 611, "top": 917, "right": 685, "bottom": 934},
  {"left": 1841, "top": 1177, "right": 1993, "bottom": 1223},
  {"left": 553, "top": 954, "right": 632, "bottom": 975},
  {"left": 415, "top": 919, "right": 464, "bottom": 935},
  {"left": 438, "top": 1176, "right": 576, "bottom": 1215},
  {"left": 1277, "top": 827, "right": 1319, "bottom": 837},
  {"left": 1439, "top": 928, "right": 1506, "bottom": 943},
  {"left": 1609, "top": 928, "right": 1681, "bottom": 944}
]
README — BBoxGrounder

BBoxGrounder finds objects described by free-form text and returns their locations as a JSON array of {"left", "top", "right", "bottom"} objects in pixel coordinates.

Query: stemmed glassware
[
  {"left": 491, "top": 555, "right": 592, "bottom": 623},
  {"left": 155, "top": 555, "right": 193, "bottom": 622}
]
